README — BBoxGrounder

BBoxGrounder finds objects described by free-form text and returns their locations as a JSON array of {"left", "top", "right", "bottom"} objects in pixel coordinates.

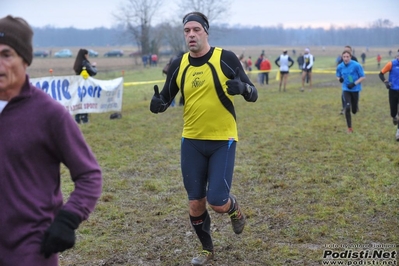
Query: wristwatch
[{"left": 245, "top": 83, "right": 252, "bottom": 94}]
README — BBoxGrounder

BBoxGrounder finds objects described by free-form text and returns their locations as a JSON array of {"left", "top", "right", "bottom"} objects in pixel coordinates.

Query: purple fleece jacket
[{"left": 0, "top": 75, "right": 102, "bottom": 266}]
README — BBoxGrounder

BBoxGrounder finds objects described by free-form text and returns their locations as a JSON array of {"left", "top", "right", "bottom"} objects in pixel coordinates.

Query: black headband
[{"left": 183, "top": 14, "right": 209, "bottom": 34}]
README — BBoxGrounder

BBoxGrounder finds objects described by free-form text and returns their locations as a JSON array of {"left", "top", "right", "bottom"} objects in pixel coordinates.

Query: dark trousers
[
  {"left": 343, "top": 91, "right": 359, "bottom": 128},
  {"left": 261, "top": 72, "right": 269, "bottom": 84},
  {"left": 388, "top": 89, "right": 399, "bottom": 118}
]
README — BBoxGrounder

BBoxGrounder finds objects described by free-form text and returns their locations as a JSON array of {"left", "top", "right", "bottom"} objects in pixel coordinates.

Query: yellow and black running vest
[{"left": 176, "top": 47, "right": 238, "bottom": 141}]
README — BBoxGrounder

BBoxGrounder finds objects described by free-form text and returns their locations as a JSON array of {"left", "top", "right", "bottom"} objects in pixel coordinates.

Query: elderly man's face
[
  {"left": 0, "top": 44, "right": 27, "bottom": 97},
  {"left": 183, "top": 21, "right": 208, "bottom": 55}
]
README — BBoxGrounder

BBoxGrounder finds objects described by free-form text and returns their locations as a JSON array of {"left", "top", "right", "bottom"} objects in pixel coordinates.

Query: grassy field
[{"left": 29, "top": 46, "right": 399, "bottom": 265}]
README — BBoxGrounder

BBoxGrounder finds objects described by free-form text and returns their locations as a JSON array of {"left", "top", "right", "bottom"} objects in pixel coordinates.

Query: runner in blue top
[
  {"left": 338, "top": 45, "right": 358, "bottom": 115},
  {"left": 379, "top": 50, "right": 399, "bottom": 140},
  {"left": 336, "top": 50, "right": 365, "bottom": 133}
]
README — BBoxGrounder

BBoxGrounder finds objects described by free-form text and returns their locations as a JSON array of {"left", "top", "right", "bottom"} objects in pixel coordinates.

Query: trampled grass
[{"left": 52, "top": 54, "right": 399, "bottom": 265}]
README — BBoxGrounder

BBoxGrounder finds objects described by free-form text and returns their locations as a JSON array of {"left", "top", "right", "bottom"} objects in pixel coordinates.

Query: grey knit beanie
[{"left": 0, "top": 15, "right": 33, "bottom": 65}]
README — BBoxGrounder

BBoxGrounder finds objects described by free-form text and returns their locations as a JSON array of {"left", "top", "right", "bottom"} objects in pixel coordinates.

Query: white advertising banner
[{"left": 30, "top": 75, "right": 123, "bottom": 115}]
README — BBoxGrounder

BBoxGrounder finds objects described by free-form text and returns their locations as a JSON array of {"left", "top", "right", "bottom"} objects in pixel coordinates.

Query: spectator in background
[
  {"left": 254, "top": 53, "right": 264, "bottom": 85},
  {"left": 378, "top": 50, "right": 399, "bottom": 141},
  {"left": 360, "top": 51, "right": 366, "bottom": 65},
  {"left": 297, "top": 53, "right": 304, "bottom": 74},
  {"left": 0, "top": 15, "right": 102, "bottom": 266},
  {"left": 247, "top": 56, "right": 253, "bottom": 71},
  {"left": 336, "top": 50, "right": 365, "bottom": 134},
  {"left": 300, "top": 48, "right": 314, "bottom": 92},
  {"left": 336, "top": 54, "right": 342, "bottom": 66},
  {"left": 377, "top": 54, "right": 382, "bottom": 69},
  {"left": 238, "top": 54, "right": 246, "bottom": 69},
  {"left": 246, "top": 56, "right": 253, "bottom": 79},
  {"left": 142, "top": 54, "right": 149, "bottom": 67},
  {"left": 73, "top": 48, "right": 97, "bottom": 124},
  {"left": 275, "top": 50, "right": 294, "bottom": 92},
  {"left": 259, "top": 55, "right": 271, "bottom": 86},
  {"left": 151, "top": 54, "right": 158, "bottom": 66}
]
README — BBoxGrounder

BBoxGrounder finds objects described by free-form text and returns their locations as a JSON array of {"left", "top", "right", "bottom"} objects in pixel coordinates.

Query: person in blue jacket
[
  {"left": 336, "top": 50, "right": 365, "bottom": 133},
  {"left": 379, "top": 50, "right": 399, "bottom": 140}
]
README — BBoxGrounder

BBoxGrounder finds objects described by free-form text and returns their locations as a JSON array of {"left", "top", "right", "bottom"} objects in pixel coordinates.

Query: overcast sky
[{"left": 2, "top": 0, "right": 398, "bottom": 29}]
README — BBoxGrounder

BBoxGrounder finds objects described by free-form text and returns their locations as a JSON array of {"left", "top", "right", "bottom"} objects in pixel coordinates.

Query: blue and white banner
[{"left": 30, "top": 75, "right": 123, "bottom": 115}]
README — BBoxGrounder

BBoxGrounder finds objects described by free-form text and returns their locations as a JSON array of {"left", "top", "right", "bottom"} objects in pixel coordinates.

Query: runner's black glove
[
  {"left": 347, "top": 82, "right": 356, "bottom": 89},
  {"left": 339, "top": 77, "right": 344, "bottom": 83},
  {"left": 384, "top": 81, "right": 392, "bottom": 89},
  {"left": 150, "top": 85, "right": 167, "bottom": 113},
  {"left": 40, "top": 210, "right": 81, "bottom": 258},
  {"left": 226, "top": 67, "right": 246, "bottom": 95}
]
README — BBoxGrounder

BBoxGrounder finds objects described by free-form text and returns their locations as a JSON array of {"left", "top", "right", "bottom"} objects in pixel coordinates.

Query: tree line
[
  {"left": 31, "top": 0, "right": 398, "bottom": 55},
  {"left": 32, "top": 24, "right": 399, "bottom": 49}
]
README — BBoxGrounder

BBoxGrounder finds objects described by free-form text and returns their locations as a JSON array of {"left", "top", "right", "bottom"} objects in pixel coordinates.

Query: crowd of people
[
  {"left": 141, "top": 53, "right": 159, "bottom": 67},
  {"left": 237, "top": 45, "right": 399, "bottom": 139},
  {"left": 239, "top": 48, "right": 314, "bottom": 93}
]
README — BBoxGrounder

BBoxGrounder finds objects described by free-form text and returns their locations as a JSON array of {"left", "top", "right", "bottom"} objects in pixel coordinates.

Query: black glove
[
  {"left": 347, "top": 82, "right": 356, "bottom": 89},
  {"left": 150, "top": 85, "right": 167, "bottom": 113},
  {"left": 41, "top": 210, "right": 81, "bottom": 258},
  {"left": 226, "top": 67, "right": 246, "bottom": 95},
  {"left": 384, "top": 81, "right": 392, "bottom": 89},
  {"left": 339, "top": 77, "right": 344, "bottom": 83}
]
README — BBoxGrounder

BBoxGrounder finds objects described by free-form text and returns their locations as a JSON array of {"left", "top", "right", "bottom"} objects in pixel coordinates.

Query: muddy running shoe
[
  {"left": 347, "top": 128, "right": 353, "bottom": 134},
  {"left": 228, "top": 195, "right": 246, "bottom": 234},
  {"left": 393, "top": 117, "right": 398, "bottom": 126},
  {"left": 395, "top": 129, "right": 399, "bottom": 141},
  {"left": 191, "top": 250, "right": 214, "bottom": 266}
]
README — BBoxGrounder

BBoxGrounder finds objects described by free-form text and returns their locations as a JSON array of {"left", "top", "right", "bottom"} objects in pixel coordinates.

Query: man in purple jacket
[{"left": 0, "top": 15, "right": 102, "bottom": 266}]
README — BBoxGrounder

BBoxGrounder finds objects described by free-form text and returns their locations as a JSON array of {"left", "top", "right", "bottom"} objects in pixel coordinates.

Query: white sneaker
[{"left": 396, "top": 129, "right": 399, "bottom": 141}]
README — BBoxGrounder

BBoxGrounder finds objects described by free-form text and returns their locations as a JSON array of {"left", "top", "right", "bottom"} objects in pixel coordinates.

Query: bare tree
[
  {"left": 159, "top": 22, "right": 186, "bottom": 54},
  {"left": 159, "top": 0, "right": 231, "bottom": 54},
  {"left": 370, "top": 19, "right": 394, "bottom": 28},
  {"left": 114, "top": 0, "right": 163, "bottom": 54},
  {"left": 177, "top": 0, "right": 231, "bottom": 24}
]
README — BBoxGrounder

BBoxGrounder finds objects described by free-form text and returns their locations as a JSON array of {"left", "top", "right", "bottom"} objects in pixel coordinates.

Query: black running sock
[
  {"left": 227, "top": 195, "right": 237, "bottom": 215},
  {"left": 190, "top": 211, "right": 213, "bottom": 252}
]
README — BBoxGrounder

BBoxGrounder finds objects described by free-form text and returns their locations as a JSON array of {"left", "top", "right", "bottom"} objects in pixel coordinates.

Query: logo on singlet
[
  {"left": 192, "top": 77, "right": 205, "bottom": 88},
  {"left": 193, "top": 71, "right": 203, "bottom": 76}
]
